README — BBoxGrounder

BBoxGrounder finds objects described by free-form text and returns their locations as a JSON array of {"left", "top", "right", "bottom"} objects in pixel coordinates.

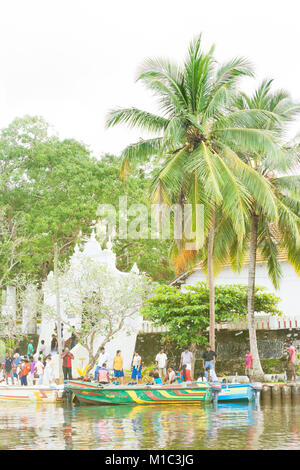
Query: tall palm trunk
[
  {"left": 208, "top": 209, "right": 216, "bottom": 351},
  {"left": 247, "top": 211, "right": 264, "bottom": 381}
]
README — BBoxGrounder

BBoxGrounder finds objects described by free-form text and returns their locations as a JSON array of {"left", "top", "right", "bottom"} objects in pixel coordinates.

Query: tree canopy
[
  {"left": 142, "top": 282, "right": 282, "bottom": 347},
  {"left": 0, "top": 115, "right": 174, "bottom": 285}
]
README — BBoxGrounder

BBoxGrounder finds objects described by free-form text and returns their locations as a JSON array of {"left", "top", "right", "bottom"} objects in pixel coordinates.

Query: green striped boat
[{"left": 65, "top": 380, "right": 213, "bottom": 406}]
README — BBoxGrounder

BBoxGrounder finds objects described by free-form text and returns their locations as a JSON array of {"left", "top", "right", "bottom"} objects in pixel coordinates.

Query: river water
[{"left": 0, "top": 401, "right": 299, "bottom": 450}]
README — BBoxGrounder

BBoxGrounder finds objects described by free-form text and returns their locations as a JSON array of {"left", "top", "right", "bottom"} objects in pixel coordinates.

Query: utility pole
[{"left": 54, "top": 243, "right": 64, "bottom": 384}]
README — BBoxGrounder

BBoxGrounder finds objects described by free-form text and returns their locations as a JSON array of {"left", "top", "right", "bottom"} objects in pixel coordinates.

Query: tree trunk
[
  {"left": 248, "top": 211, "right": 264, "bottom": 381},
  {"left": 190, "top": 342, "right": 197, "bottom": 380},
  {"left": 54, "top": 244, "right": 64, "bottom": 384},
  {"left": 207, "top": 209, "right": 215, "bottom": 351}
]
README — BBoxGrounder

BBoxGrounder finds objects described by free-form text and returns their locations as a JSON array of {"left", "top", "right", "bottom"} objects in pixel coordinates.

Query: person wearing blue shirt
[
  {"left": 27, "top": 342, "right": 34, "bottom": 358},
  {"left": 153, "top": 372, "right": 163, "bottom": 384}
]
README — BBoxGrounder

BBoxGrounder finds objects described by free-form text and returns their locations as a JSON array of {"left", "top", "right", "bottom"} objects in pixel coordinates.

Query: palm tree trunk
[
  {"left": 208, "top": 209, "right": 216, "bottom": 351},
  {"left": 248, "top": 211, "right": 264, "bottom": 381}
]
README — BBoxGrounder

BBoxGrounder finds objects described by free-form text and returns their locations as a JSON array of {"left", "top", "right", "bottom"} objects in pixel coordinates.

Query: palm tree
[
  {"left": 227, "top": 81, "right": 300, "bottom": 379},
  {"left": 106, "top": 36, "right": 282, "bottom": 351}
]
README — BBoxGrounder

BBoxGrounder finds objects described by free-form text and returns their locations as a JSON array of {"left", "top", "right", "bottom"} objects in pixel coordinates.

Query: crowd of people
[
  {"left": 90, "top": 345, "right": 219, "bottom": 385},
  {"left": 1, "top": 338, "right": 298, "bottom": 386},
  {"left": 90, "top": 341, "right": 298, "bottom": 386},
  {"left": 1, "top": 334, "right": 75, "bottom": 386}
]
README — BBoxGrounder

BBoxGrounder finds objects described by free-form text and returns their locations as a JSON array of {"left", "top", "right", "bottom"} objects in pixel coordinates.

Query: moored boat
[
  {"left": 218, "top": 382, "right": 263, "bottom": 402},
  {"left": 0, "top": 384, "right": 64, "bottom": 403},
  {"left": 65, "top": 380, "right": 214, "bottom": 406}
]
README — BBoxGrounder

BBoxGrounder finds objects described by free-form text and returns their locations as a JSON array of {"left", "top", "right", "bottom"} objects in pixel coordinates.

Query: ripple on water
[{"left": 0, "top": 401, "right": 299, "bottom": 450}]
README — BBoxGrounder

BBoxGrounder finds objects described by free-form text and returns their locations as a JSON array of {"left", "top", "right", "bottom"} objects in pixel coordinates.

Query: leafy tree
[
  {"left": 106, "top": 35, "right": 282, "bottom": 352},
  {"left": 45, "top": 258, "right": 153, "bottom": 375},
  {"left": 142, "top": 282, "right": 282, "bottom": 353},
  {"left": 215, "top": 81, "right": 300, "bottom": 379},
  {"left": 0, "top": 116, "right": 174, "bottom": 284}
]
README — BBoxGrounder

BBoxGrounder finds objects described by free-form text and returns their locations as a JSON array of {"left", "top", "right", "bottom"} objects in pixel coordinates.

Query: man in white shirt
[
  {"left": 180, "top": 347, "right": 194, "bottom": 373},
  {"left": 94, "top": 347, "right": 109, "bottom": 381},
  {"left": 155, "top": 348, "right": 168, "bottom": 378}
]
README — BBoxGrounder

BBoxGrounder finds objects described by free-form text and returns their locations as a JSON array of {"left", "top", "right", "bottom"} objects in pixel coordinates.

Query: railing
[
  {"left": 215, "top": 317, "right": 300, "bottom": 331},
  {"left": 139, "top": 320, "right": 169, "bottom": 334}
]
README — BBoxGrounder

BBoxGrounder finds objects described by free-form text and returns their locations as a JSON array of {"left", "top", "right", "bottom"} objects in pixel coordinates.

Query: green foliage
[
  {"left": 105, "top": 34, "right": 285, "bottom": 259},
  {"left": 142, "top": 282, "right": 282, "bottom": 347},
  {"left": 0, "top": 116, "right": 174, "bottom": 284}
]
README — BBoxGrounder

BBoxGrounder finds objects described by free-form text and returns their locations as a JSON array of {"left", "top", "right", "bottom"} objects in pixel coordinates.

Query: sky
[{"left": 0, "top": 0, "right": 299, "bottom": 158}]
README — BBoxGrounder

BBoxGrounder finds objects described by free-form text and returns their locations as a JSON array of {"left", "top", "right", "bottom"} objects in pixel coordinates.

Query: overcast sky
[{"left": 0, "top": 0, "right": 299, "bottom": 158}]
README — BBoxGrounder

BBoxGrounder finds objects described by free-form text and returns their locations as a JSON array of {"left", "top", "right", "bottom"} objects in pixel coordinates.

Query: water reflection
[{"left": 0, "top": 401, "right": 299, "bottom": 450}]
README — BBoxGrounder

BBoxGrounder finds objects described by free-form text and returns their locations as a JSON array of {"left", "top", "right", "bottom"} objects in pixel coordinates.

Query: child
[
  {"left": 131, "top": 352, "right": 142, "bottom": 384},
  {"left": 196, "top": 370, "right": 207, "bottom": 383},
  {"left": 174, "top": 370, "right": 182, "bottom": 384},
  {"left": 205, "top": 366, "right": 218, "bottom": 383},
  {"left": 180, "top": 364, "right": 192, "bottom": 382},
  {"left": 98, "top": 363, "right": 110, "bottom": 384},
  {"left": 113, "top": 350, "right": 124, "bottom": 385},
  {"left": 166, "top": 367, "right": 176, "bottom": 384},
  {"left": 153, "top": 371, "right": 163, "bottom": 384}
]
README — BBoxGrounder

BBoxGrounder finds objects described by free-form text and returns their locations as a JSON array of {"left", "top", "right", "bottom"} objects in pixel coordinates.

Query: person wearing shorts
[
  {"left": 155, "top": 348, "right": 168, "bottom": 379},
  {"left": 131, "top": 352, "right": 142, "bottom": 384},
  {"left": 113, "top": 350, "right": 124, "bottom": 384},
  {"left": 245, "top": 348, "right": 253, "bottom": 383},
  {"left": 202, "top": 345, "right": 216, "bottom": 381}
]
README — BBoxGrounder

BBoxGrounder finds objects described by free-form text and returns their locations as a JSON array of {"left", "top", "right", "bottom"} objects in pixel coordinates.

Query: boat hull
[
  {"left": 218, "top": 383, "right": 254, "bottom": 402},
  {"left": 0, "top": 385, "right": 64, "bottom": 403},
  {"left": 66, "top": 381, "right": 211, "bottom": 406}
]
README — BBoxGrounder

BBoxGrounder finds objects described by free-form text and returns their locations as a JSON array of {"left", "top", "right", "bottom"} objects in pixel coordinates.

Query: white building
[{"left": 170, "top": 250, "right": 300, "bottom": 331}]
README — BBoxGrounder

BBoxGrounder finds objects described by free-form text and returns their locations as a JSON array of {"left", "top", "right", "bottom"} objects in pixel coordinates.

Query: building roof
[{"left": 169, "top": 247, "right": 289, "bottom": 286}]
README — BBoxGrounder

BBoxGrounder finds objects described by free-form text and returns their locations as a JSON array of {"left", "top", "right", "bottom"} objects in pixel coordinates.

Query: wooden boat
[
  {"left": 218, "top": 382, "right": 263, "bottom": 402},
  {"left": 0, "top": 384, "right": 64, "bottom": 403},
  {"left": 65, "top": 380, "right": 217, "bottom": 406}
]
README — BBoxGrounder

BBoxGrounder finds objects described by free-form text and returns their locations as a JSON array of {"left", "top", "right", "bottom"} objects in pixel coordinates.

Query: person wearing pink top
[
  {"left": 245, "top": 348, "right": 253, "bottom": 383},
  {"left": 287, "top": 342, "right": 297, "bottom": 383},
  {"left": 98, "top": 363, "right": 110, "bottom": 384}
]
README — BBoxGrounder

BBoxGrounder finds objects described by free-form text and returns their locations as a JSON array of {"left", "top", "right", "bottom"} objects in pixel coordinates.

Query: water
[{"left": 0, "top": 401, "right": 299, "bottom": 450}]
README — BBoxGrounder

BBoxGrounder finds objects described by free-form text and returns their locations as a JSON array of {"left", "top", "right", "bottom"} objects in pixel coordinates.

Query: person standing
[
  {"left": 155, "top": 348, "right": 168, "bottom": 379},
  {"left": 131, "top": 352, "right": 142, "bottom": 384},
  {"left": 180, "top": 347, "right": 194, "bottom": 379},
  {"left": 4, "top": 353, "right": 14, "bottom": 385},
  {"left": 20, "top": 359, "right": 31, "bottom": 386},
  {"left": 27, "top": 341, "right": 34, "bottom": 358},
  {"left": 13, "top": 351, "right": 21, "bottom": 384},
  {"left": 34, "top": 357, "right": 45, "bottom": 385},
  {"left": 50, "top": 335, "right": 58, "bottom": 355},
  {"left": 94, "top": 347, "right": 109, "bottom": 381},
  {"left": 44, "top": 356, "right": 55, "bottom": 385},
  {"left": 245, "top": 348, "right": 254, "bottom": 383},
  {"left": 70, "top": 330, "right": 77, "bottom": 349},
  {"left": 28, "top": 356, "right": 36, "bottom": 386},
  {"left": 62, "top": 348, "right": 74, "bottom": 381},
  {"left": 113, "top": 350, "right": 124, "bottom": 384},
  {"left": 202, "top": 345, "right": 217, "bottom": 381},
  {"left": 287, "top": 342, "right": 297, "bottom": 383}
]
